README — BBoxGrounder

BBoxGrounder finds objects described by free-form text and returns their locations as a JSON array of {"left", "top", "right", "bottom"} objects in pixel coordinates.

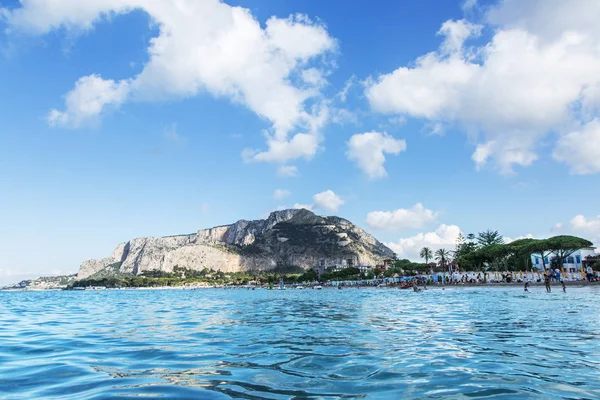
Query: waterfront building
[{"left": 530, "top": 247, "right": 597, "bottom": 272}]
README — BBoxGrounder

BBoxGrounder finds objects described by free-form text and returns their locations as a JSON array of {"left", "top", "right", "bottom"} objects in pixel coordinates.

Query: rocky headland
[
  {"left": 77, "top": 209, "right": 394, "bottom": 280},
  {"left": 77, "top": 209, "right": 393, "bottom": 279}
]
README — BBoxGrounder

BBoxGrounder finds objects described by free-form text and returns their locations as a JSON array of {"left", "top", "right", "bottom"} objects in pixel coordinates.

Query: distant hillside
[
  {"left": 2, "top": 274, "right": 77, "bottom": 290},
  {"left": 77, "top": 209, "right": 394, "bottom": 279}
]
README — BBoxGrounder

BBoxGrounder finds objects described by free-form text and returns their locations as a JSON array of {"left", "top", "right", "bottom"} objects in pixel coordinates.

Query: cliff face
[{"left": 77, "top": 209, "right": 394, "bottom": 279}]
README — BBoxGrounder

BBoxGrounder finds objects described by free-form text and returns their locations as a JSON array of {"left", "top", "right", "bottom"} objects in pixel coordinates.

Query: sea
[{"left": 1, "top": 286, "right": 599, "bottom": 399}]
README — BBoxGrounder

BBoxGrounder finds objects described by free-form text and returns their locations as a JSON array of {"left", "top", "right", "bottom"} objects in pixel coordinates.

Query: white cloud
[
  {"left": 569, "top": 215, "right": 600, "bottom": 246},
  {"left": 504, "top": 233, "right": 534, "bottom": 243},
  {"left": 486, "top": 0, "right": 600, "bottom": 45},
  {"left": 6, "top": 0, "right": 336, "bottom": 166},
  {"left": 293, "top": 203, "right": 313, "bottom": 211},
  {"left": 438, "top": 19, "right": 482, "bottom": 55},
  {"left": 366, "top": 203, "right": 438, "bottom": 231},
  {"left": 243, "top": 102, "right": 330, "bottom": 164},
  {"left": 365, "top": 1, "right": 600, "bottom": 174},
  {"left": 553, "top": 119, "right": 600, "bottom": 174},
  {"left": 549, "top": 214, "right": 600, "bottom": 249},
  {"left": 312, "top": 190, "right": 344, "bottom": 212},
  {"left": 386, "top": 224, "right": 462, "bottom": 261},
  {"left": 427, "top": 122, "right": 445, "bottom": 136},
  {"left": 346, "top": 131, "right": 406, "bottom": 179},
  {"left": 47, "top": 74, "right": 129, "bottom": 127},
  {"left": 273, "top": 189, "right": 291, "bottom": 200},
  {"left": 301, "top": 68, "right": 326, "bottom": 87},
  {"left": 277, "top": 165, "right": 299, "bottom": 177},
  {"left": 337, "top": 75, "right": 356, "bottom": 102}
]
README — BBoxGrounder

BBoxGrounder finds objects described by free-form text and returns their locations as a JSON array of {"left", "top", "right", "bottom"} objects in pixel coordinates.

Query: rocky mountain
[{"left": 77, "top": 209, "right": 394, "bottom": 279}]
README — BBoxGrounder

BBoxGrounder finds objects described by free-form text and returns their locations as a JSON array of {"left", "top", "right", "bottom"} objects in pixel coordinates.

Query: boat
[
  {"left": 296, "top": 286, "right": 304, "bottom": 289},
  {"left": 314, "top": 285, "right": 323, "bottom": 290}
]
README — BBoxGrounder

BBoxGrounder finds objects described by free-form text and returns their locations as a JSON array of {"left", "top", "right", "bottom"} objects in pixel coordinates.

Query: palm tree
[
  {"left": 435, "top": 248, "right": 451, "bottom": 272},
  {"left": 420, "top": 247, "right": 433, "bottom": 270}
]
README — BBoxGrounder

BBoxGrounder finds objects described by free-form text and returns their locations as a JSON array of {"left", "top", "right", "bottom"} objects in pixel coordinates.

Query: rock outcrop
[{"left": 77, "top": 209, "right": 394, "bottom": 279}]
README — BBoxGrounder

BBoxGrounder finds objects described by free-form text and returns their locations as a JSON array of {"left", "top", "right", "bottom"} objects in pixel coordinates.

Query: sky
[{"left": 1, "top": 0, "right": 600, "bottom": 284}]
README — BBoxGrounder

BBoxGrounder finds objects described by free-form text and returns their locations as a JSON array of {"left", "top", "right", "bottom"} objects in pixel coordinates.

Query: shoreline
[{"left": 2, "top": 280, "right": 599, "bottom": 292}]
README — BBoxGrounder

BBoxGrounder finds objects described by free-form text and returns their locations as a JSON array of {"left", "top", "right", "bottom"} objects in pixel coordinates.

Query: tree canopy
[
  {"left": 477, "top": 230, "right": 504, "bottom": 247},
  {"left": 463, "top": 234, "right": 593, "bottom": 271}
]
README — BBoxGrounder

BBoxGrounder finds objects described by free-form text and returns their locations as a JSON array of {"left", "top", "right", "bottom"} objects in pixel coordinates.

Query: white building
[
  {"left": 357, "top": 264, "right": 372, "bottom": 273},
  {"left": 531, "top": 247, "right": 597, "bottom": 272},
  {"left": 319, "top": 256, "right": 359, "bottom": 273}
]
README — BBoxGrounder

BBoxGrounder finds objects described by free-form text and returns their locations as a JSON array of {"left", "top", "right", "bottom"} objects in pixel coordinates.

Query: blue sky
[{"left": 1, "top": 0, "right": 600, "bottom": 284}]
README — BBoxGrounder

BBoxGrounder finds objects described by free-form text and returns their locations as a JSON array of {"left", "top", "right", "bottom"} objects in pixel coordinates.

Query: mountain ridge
[{"left": 77, "top": 209, "right": 394, "bottom": 279}]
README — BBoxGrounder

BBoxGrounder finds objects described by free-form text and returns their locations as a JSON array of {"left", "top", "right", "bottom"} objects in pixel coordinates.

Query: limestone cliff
[{"left": 77, "top": 209, "right": 394, "bottom": 279}]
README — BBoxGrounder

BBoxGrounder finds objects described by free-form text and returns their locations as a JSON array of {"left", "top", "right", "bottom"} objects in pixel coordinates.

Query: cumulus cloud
[
  {"left": 366, "top": 203, "right": 438, "bottom": 231},
  {"left": 553, "top": 119, "right": 600, "bottom": 174},
  {"left": 313, "top": 190, "right": 344, "bottom": 212},
  {"left": 346, "top": 131, "right": 406, "bottom": 179},
  {"left": 365, "top": 1, "right": 600, "bottom": 174},
  {"left": 5, "top": 0, "right": 336, "bottom": 166},
  {"left": 569, "top": 215, "right": 600, "bottom": 246},
  {"left": 570, "top": 214, "right": 600, "bottom": 232},
  {"left": 550, "top": 214, "right": 600, "bottom": 249},
  {"left": 385, "top": 224, "right": 462, "bottom": 261},
  {"left": 273, "top": 189, "right": 291, "bottom": 200},
  {"left": 47, "top": 74, "right": 129, "bottom": 127}
]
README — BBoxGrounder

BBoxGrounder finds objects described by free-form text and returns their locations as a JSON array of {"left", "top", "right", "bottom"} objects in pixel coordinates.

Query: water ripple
[{"left": 1, "top": 287, "right": 599, "bottom": 399}]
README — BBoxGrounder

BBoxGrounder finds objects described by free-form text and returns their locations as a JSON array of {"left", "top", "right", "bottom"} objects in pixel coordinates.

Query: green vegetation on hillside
[
  {"left": 87, "top": 262, "right": 131, "bottom": 279},
  {"left": 69, "top": 265, "right": 323, "bottom": 289}
]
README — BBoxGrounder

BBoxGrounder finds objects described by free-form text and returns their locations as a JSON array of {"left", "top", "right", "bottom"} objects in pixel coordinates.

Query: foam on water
[{"left": 1, "top": 286, "right": 599, "bottom": 399}]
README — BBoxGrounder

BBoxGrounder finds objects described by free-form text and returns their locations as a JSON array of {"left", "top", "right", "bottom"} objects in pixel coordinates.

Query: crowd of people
[{"left": 327, "top": 266, "right": 599, "bottom": 289}]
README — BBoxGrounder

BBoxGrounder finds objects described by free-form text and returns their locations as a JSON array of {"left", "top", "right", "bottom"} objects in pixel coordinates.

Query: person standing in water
[
  {"left": 544, "top": 272, "right": 551, "bottom": 293},
  {"left": 524, "top": 282, "right": 529, "bottom": 292},
  {"left": 561, "top": 281, "right": 566, "bottom": 292},
  {"left": 412, "top": 278, "right": 421, "bottom": 292}
]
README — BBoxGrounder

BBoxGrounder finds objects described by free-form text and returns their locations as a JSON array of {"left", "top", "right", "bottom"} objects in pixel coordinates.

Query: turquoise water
[{"left": 1, "top": 287, "right": 599, "bottom": 399}]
